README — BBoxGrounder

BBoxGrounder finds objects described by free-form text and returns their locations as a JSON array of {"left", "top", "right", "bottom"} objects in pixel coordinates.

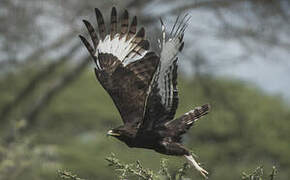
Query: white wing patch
[
  {"left": 96, "top": 34, "right": 147, "bottom": 67},
  {"left": 80, "top": 8, "right": 149, "bottom": 69}
]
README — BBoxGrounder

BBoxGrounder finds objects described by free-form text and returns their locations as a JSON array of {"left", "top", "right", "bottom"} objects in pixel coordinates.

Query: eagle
[{"left": 79, "top": 7, "right": 210, "bottom": 178}]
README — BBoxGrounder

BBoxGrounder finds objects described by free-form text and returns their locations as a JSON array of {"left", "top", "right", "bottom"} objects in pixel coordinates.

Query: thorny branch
[
  {"left": 106, "top": 153, "right": 155, "bottom": 180},
  {"left": 58, "top": 170, "right": 86, "bottom": 180},
  {"left": 242, "top": 166, "right": 277, "bottom": 180}
]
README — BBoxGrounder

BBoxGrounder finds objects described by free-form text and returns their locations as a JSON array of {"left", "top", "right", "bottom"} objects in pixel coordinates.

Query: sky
[
  {"left": 2, "top": 0, "right": 290, "bottom": 101},
  {"left": 173, "top": 5, "right": 290, "bottom": 101}
]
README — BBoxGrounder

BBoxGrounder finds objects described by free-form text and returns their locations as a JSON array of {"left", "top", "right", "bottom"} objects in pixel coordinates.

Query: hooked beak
[{"left": 107, "top": 130, "right": 120, "bottom": 137}]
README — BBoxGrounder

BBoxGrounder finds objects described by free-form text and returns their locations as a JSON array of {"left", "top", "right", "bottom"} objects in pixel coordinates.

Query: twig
[
  {"left": 58, "top": 170, "right": 86, "bottom": 180},
  {"left": 175, "top": 162, "right": 190, "bottom": 180},
  {"left": 105, "top": 153, "right": 154, "bottom": 180},
  {"left": 269, "top": 166, "right": 277, "bottom": 180},
  {"left": 159, "top": 159, "right": 172, "bottom": 180},
  {"left": 242, "top": 166, "right": 264, "bottom": 180},
  {"left": 0, "top": 30, "right": 77, "bottom": 71}
]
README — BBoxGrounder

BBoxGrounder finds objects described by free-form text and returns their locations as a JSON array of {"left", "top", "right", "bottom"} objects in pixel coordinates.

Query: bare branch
[
  {"left": 0, "top": 43, "right": 81, "bottom": 122},
  {"left": 0, "top": 30, "right": 77, "bottom": 71},
  {"left": 162, "top": 0, "right": 247, "bottom": 15},
  {"left": 20, "top": 56, "right": 90, "bottom": 133}
]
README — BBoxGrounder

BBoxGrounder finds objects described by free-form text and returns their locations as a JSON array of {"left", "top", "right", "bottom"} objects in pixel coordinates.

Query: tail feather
[
  {"left": 184, "top": 104, "right": 210, "bottom": 126},
  {"left": 165, "top": 104, "right": 210, "bottom": 135}
]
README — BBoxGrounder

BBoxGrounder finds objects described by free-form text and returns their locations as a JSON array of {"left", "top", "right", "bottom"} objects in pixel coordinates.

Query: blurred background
[{"left": 0, "top": 0, "right": 290, "bottom": 179}]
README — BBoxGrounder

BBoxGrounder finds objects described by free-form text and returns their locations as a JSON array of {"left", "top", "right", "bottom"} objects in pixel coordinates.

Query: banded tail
[
  {"left": 165, "top": 104, "right": 211, "bottom": 136},
  {"left": 183, "top": 104, "right": 211, "bottom": 126}
]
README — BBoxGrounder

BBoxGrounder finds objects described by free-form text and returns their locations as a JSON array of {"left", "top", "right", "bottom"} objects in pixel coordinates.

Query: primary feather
[{"left": 96, "top": 8, "right": 148, "bottom": 67}]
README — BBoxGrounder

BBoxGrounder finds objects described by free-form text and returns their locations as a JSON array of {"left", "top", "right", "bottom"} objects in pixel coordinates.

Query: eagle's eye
[{"left": 107, "top": 129, "right": 121, "bottom": 137}]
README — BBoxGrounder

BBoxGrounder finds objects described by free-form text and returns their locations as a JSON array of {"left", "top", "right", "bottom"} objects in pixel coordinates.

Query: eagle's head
[{"left": 107, "top": 126, "right": 136, "bottom": 146}]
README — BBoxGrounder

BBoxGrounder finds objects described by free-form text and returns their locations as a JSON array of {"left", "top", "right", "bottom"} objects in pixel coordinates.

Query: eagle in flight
[{"left": 79, "top": 7, "right": 210, "bottom": 178}]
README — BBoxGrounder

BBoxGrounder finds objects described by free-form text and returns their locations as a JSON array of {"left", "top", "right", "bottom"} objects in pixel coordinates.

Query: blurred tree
[
  {"left": 0, "top": 0, "right": 290, "bottom": 179},
  {"left": 1, "top": 69, "right": 290, "bottom": 179},
  {"left": 0, "top": 0, "right": 43, "bottom": 67}
]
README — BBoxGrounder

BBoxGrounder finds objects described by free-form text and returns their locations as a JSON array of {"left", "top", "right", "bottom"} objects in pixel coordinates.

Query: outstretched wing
[
  {"left": 141, "top": 15, "right": 190, "bottom": 130},
  {"left": 79, "top": 7, "right": 159, "bottom": 126}
]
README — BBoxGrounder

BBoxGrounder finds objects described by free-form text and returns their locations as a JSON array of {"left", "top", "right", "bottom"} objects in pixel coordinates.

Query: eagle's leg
[
  {"left": 157, "top": 141, "right": 208, "bottom": 178},
  {"left": 156, "top": 140, "right": 188, "bottom": 155},
  {"left": 184, "top": 154, "right": 208, "bottom": 179}
]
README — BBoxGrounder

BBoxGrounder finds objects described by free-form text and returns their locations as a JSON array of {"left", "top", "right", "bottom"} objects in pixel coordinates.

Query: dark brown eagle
[{"left": 79, "top": 7, "right": 210, "bottom": 178}]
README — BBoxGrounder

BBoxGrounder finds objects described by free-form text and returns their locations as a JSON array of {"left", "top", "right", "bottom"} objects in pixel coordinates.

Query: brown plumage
[
  {"left": 79, "top": 7, "right": 210, "bottom": 178},
  {"left": 120, "top": 10, "right": 129, "bottom": 39},
  {"left": 127, "top": 16, "right": 137, "bottom": 41},
  {"left": 110, "top": 7, "right": 118, "bottom": 39},
  {"left": 95, "top": 8, "right": 106, "bottom": 40}
]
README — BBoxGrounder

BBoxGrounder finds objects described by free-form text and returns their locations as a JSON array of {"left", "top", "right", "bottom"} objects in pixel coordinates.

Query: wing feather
[
  {"left": 110, "top": 7, "right": 117, "bottom": 39},
  {"left": 141, "top": 15, "right": 189, "bottom": 130},
  {"left": 79, "top": 35, "right": 101, "bottom": 69},
  {"left": 95, "top": 8, "right": 106, "bottom": 40},
  {"left": 80, "top": 7, "right": 159, "bottom": 126},
  {"left": 127, "top": 16, "right": 137, "bottom": 41},
  {"left": 94, "top": 53, "right": 159, "bottom": 125},
  {"left": 82, "top": 20, "right": 99, "bottom": 49},
  {"left": 120, "top": 10, "right": 129, "bottom": 39}
]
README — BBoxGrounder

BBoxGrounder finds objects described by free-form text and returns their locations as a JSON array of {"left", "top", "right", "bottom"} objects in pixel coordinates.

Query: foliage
[
  {"left": 0, "top": 137, "right": 60, "bottom": 180},
  {"left": 1, "top": 69, "right": 290, "bottom": 179},
  {"left": 106, "top": 153, "right": 155, "bottom": 180},
  {"left": 58, "top": 154, "right": 279, "bottom": 180},
  {"left": 242, "top": 166, "right": 277, "bottom": 180},
  {"left": 58, "top": 170, "right": 86, "bottom": 180},
  {"left": 105, "top": 153, "right": 193, "bottom": 180}
]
